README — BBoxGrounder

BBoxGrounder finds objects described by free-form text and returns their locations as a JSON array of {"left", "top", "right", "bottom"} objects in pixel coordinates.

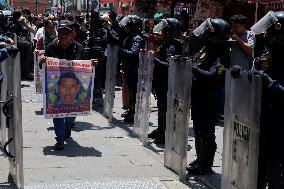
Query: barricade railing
[
  {"left": 221, "top": 70, "right": 261, "bottom": 189},
  {"left": 133, "top": 49, "right": 155, "bottom": 146},
  {"left": 103, "top": 45, "right": 119, "bottom": 122},
  {"left": 0, "top": 52, "right": 24, "bottom": 189},
  {"left": 164, "top": 56, "right": 192, "bottom": 181}
]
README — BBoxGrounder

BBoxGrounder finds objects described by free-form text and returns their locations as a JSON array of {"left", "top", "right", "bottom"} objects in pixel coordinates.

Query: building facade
[
  {"left": 100, "top": 0, "right": 135, "bottom": 15},
  {"left": 11, "top": 0, "right": 51, "bottom": 14}
]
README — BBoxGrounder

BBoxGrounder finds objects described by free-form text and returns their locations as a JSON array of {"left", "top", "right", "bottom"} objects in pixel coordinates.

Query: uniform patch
[{"left": 217, "top": 64, "right": 225, "bottom": 75}]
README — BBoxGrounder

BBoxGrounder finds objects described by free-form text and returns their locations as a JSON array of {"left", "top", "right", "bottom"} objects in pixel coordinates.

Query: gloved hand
[
  {"left": 6, "top": 45, "right": 18, "bottom": 57},
  {"left": 231, "top": 65, "right": 242, "bottom": 79},
  {"left": 248, "top": 69, "right": 274, "bottom": 87},
  {"left": 248, "top": 69, "right": 264, "bottom": 80}
]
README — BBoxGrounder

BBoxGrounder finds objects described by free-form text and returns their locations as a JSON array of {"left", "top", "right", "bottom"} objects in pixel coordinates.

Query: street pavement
[{"left": 0, "top": 81, "right": 224, "bottom": 189}]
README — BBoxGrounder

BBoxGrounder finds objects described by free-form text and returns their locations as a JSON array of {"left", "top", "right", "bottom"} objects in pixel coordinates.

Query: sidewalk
[{"left": 0, "top": 81, "right": 223, "bottom": 188}]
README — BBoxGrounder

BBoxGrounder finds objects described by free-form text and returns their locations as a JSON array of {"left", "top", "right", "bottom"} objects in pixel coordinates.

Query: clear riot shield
[
  {"left": 0, "top": 56, "right": 9, "bottom": 150},
  {"left": 221, "top": 70, "right": 262, "bottom": 189},
  {"left": 34, "top": 50, "right": 45, "bottom": 94},
  {"left": 0, "top": 54, "right": 24, "bottom": 188},
  {"left": 103, "top": 45, "right": 119, "bottom": 122},
  {"left": 133, "top": 50, "right": 155, "bottom": 146},
  {"left": 164, "top": 57, "right": 192, "bottom": 181}
]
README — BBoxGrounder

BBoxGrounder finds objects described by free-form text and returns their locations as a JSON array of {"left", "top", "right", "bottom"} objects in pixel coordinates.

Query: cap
[{"left": 58, "top": 20, "right": 73, "bottom": 31}]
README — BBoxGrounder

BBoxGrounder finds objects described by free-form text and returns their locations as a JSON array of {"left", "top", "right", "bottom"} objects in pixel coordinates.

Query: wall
[{"left": 12, "top": 0, "right": 51, "bottom": 14}]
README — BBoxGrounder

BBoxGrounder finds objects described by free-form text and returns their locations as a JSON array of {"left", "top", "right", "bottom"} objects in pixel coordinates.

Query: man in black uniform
[
  {"left": 250, "top": 11, "right": 284, "bottom": 189},
  {"left": 186, "top": 18, "right": 231, "bottom": 175},
  {"left": 149, "top": 18, "right": 182, "bottom": 144},
  {"left": 118, "top": 15, "right": 144, "bottom": 123},
  {"left": 45, "top": 20, "right": 85, "bottom": 150}
]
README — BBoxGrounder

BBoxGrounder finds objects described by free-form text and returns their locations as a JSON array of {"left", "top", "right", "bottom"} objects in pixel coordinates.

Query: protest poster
[
  {"left": 208, "top": 1, "right": 223, "bottom": 18},
  {"left": 43, "top": 58, "right": 95, "bottom": 119},
  {"left": 194, "top": 0, "right": 223, "bottom": 21},
  {"left": 34, "top": 50, "right": 45, "bottom": 94},
  {"left": 194, "top": 0, "right": 210, "bottom": 21}
]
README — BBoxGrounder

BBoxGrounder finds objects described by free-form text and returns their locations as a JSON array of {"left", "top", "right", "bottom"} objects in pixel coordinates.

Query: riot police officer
[
  {"left": 149, "top": 18, "right": 182, "bottom": 144},
  {"left": 186, "top": 18, "right": 231, "bottom": 175},
  {"left": 250, "top": 11, "right": 284, "bottom": 189},
  {"left": 118, "top": 15, "right": 144, "bottom": 123}
]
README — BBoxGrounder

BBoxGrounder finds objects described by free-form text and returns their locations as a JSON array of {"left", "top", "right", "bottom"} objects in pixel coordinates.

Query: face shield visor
[
  {"left": 118, "top": 16, "right": 130, "bottom": 28},
  {"left": 193, "top": 18, "right": 213, "bottom": 37},
  {"left": 251, "top": 11, "right": 278, "bottom": 35},
  {"left": 153, "top": 19, "right": 168, "bottom": 34}
]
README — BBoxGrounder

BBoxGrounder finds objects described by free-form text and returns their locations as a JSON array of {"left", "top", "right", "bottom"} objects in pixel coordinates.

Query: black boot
[
  {"left": 188, "top": 137, "right": 215, "bottom": 175},
  {"left": 124, "top": 91, "right": 135, "bottom": 123},
  {"left": 187, "top": 123, "right": 202, "bottom": 170}
]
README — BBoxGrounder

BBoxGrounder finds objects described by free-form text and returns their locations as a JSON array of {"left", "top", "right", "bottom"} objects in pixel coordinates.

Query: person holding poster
[{"left": 45, "top": 20, "right": 85, "bottom": 150}]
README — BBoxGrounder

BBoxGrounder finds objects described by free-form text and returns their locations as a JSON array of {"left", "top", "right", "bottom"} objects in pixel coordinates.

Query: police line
[{"left": 130, "top": 49, "right": 262, "bottom": 188}]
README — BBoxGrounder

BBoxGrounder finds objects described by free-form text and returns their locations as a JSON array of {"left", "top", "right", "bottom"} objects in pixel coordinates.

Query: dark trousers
[
  {"left": 17, "top": 41, "right": 32, "bottom": 77},
  {"left": 125, "top": 63, "right": 138, "bottom": 114},
  {"left": 156, "top": 88, "right": 167, "bottom": 135},
  {"left": 192, "top": 117, "right": 217, "bottom": 169},
  {"left": 257, "top": 135, "right": 284, "bottom": 189}
]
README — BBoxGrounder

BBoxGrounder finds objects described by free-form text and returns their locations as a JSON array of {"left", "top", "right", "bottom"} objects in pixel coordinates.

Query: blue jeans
[{"left": 53, "top": 117, "right": 76, "bottom": 142}]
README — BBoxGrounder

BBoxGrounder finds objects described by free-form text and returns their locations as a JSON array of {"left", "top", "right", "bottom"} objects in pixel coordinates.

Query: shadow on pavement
[
  {"left": 72, "top": 121, "right": 115, "bottom": 132},
  {"left": 42, "top": 138, "right": 102, "bottom": 157},
  {"left": 110, "top": 117, "right": 136, "bottom": 138},
  {"left": 21, "top": 84, "right": 30, "bottom": 88},
  {"left": 184, "top": 177, "right": 210, "bottom": 189},
  {"left": 145, "top": 141, "right": 165, "bottom": 154},
  {"left": 47, "top": 121, "right": 115, "bottom": 132},
  {"left": 0, "top": 182, "right": 17, "bottom": 189},
  {"left": 35, "top": 108, "right": 43, "bottom": 115},
  {"left": 188, "top": 172, "right": 221, "bottom": 189}
]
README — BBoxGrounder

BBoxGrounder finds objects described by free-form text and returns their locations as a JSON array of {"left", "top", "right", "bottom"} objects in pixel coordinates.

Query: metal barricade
[
  {"left": 0, "top": 53, "right": 24, "bottom": 188},
  {"left": 0, "top": 57, "right": 9, "bottom": 150},
  {"left": 103, "top": 45, "right": 119, "bottom": 122},
  {"left": 164, "top": 57, "right": 192, "bottom": 181},
  {"left": 133, "top": 50, "right": 155, "bottom": 146},
  {"left": 221, "top": 70, "right": 262, "bottom": 189}
]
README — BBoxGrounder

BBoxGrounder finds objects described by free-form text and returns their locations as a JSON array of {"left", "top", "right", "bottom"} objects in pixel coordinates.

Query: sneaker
[
  {"left": 122, "top": 106, "right": 129, "bottom": 110},
  {"left": 188, "top": 159, "right": 199, "bottom": 167},
  {"left": 121, "top": 110, "right": 129, "bottom": 118},
  {"left": 64, "top": 127, "right": 71, "bottom": 140},
  {"left": 148, "top": 129, "right": 161, "bottom": 139},
  {"left": 186, "top": 166, "right": 213, "bottom": 175},
  {"left": 124, "top": 113, "right": 134, "bottom": 123},
  {"left": 54, "top": 141, "right": 64, "bottom": 150},
  {"left": 154, "top": 135, "right": 165, "bottom": 145}
]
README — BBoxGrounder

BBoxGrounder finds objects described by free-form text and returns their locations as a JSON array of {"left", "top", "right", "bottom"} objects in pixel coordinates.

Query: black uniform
[
  {"left": 250, "top": 11, "right": 284, "bottom": 188},
  {"left": 187, "top": 18, "right": 230, "bottom": 175},
  {"left": 120, "top": 33, "right": 144, "bottom": 121},
  {"left": 149, "top": 18, "right": 182, "bottom": 144},
  {"left": 151, "top": 39, "right": 182, "bottom": 143},
  {"left": 191, "top": 46, "right": 230, "bottom": 171},
  {"left": 8, "top": 16, "right": 33, "bottom": 79}
]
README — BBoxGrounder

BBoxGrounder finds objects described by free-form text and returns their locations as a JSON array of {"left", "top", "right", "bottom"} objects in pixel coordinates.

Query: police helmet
[
  {"left": 118, "top": 15, "right": 142, "bottom": 28},
  {"left": 211, "top": 18, "right": 230, "bottom": 36},
  {"left": 153, "top": 18, "right": 181, "bottom": 38},
  {"left": 193, "top": 18, "right": 229, "bottom": 38},
  {"left": 251, "top": 11, "right": 284, "bottom": 35}
]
